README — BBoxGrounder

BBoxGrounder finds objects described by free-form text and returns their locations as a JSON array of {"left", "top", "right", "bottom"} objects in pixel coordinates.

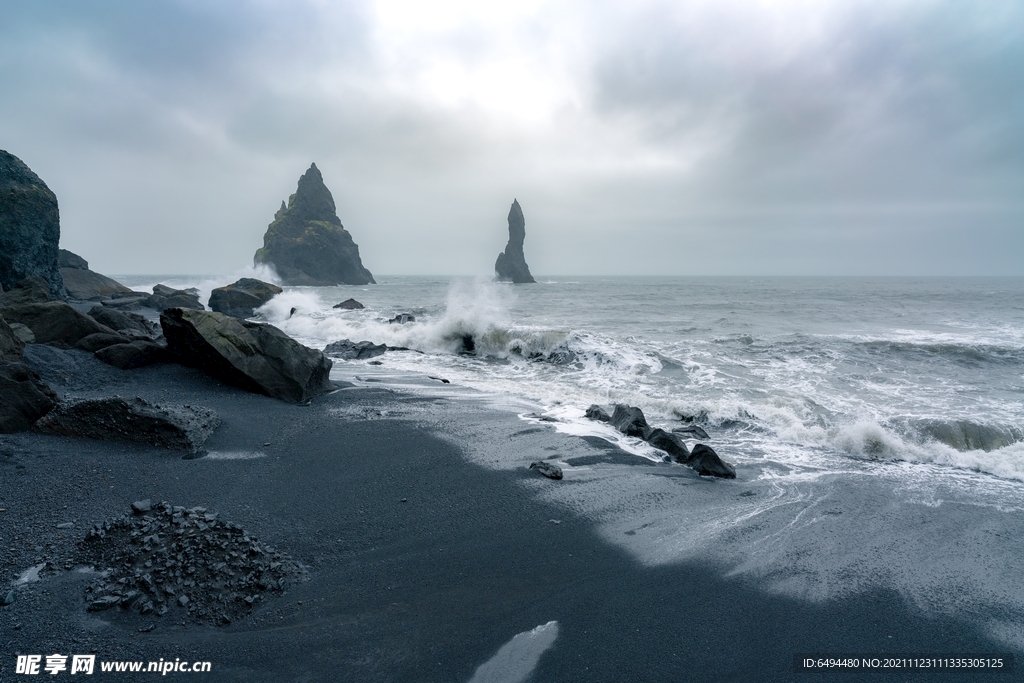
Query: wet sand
[{"left": 1, "top": 349, "right": 1017, "bottom": 682}]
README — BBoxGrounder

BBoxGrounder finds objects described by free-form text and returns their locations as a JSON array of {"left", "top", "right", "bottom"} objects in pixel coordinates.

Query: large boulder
[
  {"left": 75, "top": 332, "right": 130, "bottom": 353},
  {"left": 610, "top": 404, "right": 651, "bottom": 438},
  {"left": 323, "top": 339, "right": 387, "bottom": 360},
  {"left": 494, "top": 199, "right": 536, "bottom": 283},
  {"left": 59, "top": 249, "right": 134, "bottom": 301},
  {"left": 253, "top": 163, "right": 375, "bottom": 285},
  {"left": 34, "top": 396, "right": 220, "bottom": 455},
  {"left": 0, "top": 361, "right": 57, "bottom": 433},
  {"left": 94, "top": 340, "right": 171, "bottom": 370},
  {"left": 87, "top": 306, "right": 158, "bottom": 338},
  {"left": 208, "top": 278, "right": 282, "bottom": 318},
  {"left": 160, "top": 308, "right": 334, "bottom": 404},
  {"left": 0, "top": 301, "right": 118, "bottom": 346},
  {"left": 145, "top": 284, "right": 204, "bottom": 312},
  {"left": 0, "top": 150, "right": 65, "bottom": 299},
  {"left": 645, "top": 428, "right": 690, "bottom": 463},
  {"left": 687, "top": 444, "right": 736, "bottom": 479},
  {"left": 0, "top": 276, "right": 52, "bottom": 306}
]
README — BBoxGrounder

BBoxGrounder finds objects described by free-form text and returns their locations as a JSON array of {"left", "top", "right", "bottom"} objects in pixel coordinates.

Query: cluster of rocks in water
[
  {"left": 77, "top": 501, "right": 306, "bottom": 625},
  {"left": 585, "top": 403, "right": 735, "bottom": 478}
]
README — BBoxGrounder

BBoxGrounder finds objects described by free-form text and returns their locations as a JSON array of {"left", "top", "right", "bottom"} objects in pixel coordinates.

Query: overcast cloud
[{"left": 1, "top": 0, "right": 1021, "bottom": 275}]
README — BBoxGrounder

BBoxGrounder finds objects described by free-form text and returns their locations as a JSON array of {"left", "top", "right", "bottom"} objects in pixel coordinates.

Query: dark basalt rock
[
  {"left": 585, "top": 404, "right": 611, "bottom": 422},
  {"left": 333, "top": 298, "right": 364, "bottom": 310},
  {"left": 58, "top": 249, "right": 89, "bottom": 270},
  {"left": 0, "top": 360, "right": 56, "bottom": 433},
  {"left": 145, "top": 284, "right": 204, "bottom": 312},
  {"left": 0, "top": 275, "right": 52, "bottom": 306},
  {"left": 77, "top": 503, "right": 306, "bottom": 626},
  {"left": 58, "top": 249, "right": 133, "bottom": 301},
  {"left": 34, "top": 396, "right": 220, "bottom": 455},
  {"left": 645, "top": 428, "right": 690, "bottom": 463},
  {"left": 610, "top": 404, "right": 651, "bottom": 438},
  {"left": 389, "top": 313, "right": 415, "bottom": 324},
  {"left": 87, "top": 306, "right": 158, "bottom": 338},
  {"left": 494, "top": 199, "right": 535, "bottom": 283},
  {"left": 687, "top": 443, "right": 736, "bottom": 478},
  {"left": 254, "top": 163, "right": 375, "bottom": 286},
  {"left": 160, "top": 308, "right": 334, "bottom": 404},
  {"left": 323, "top": 339, "right": 387, "bottom": 360},
  {"left": 0, "top": 300, "right": 119, "bottom": 346},
  {"left": 673, "top": 425, "right": 710, "bottom": 440},
  {"left": 0, "top": 150, "right": 65, "bottom": 299},
  {"left": 529, "top": 461, "right": 563, "bottom": 480},
  {"left": 0, "top": 315, "right": 24, "bottom": 359},
  {"left": 95, "top": 340, "right": 171, "bottom": 370},
  {"left": 208, "top": 278, "right": 283, "bottom": 318},
  {"left": 74, "top": 332, "right": 130, "bottom": 353}
]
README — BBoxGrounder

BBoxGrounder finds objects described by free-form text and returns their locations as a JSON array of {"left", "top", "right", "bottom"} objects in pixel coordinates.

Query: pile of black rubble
[{"left": 77, "top": 500, "right": 306, "bottom": 625}]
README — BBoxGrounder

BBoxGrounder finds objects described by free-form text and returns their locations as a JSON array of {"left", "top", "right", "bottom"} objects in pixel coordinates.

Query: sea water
[{"left": 119, "top": 274, "right": 1024, "bottom": 648}]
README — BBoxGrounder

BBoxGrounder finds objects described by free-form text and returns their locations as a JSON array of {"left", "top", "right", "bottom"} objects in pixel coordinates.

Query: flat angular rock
[
  {"left": 8, "top": 322, "right": 35, "bottom": 344},
  {"left": 88, "top": 595, "right": 121, "bottom": 611},
  {"left": 74, "top": 332, "right": 129, "bottom": 353},
  {"left": 584, "top": 404, "right": 610, "bottom": 422},
  {"left": 0, "top": 151, "right": 65, "bottom": 298},
  {"left": 145, "top": 284, "right": 204, "bottom": 312},
  {"left": 333, "top": 298, "right": 364, "bottom": 310},
  {"left": 673, "top": 425, "right": 710, "bottom": 440},
  {"left": 0, "top": 315, "right": 24, "bottom": 359},
  {"left": 0, "top": 300, "right": 118, "bottom": 346},
  {"left": 687, "top": 443, "right": 736, "bottom": 479},
  {"left": 610, "top": 404, "right": 651, "bottom": 439},
  {"left": 645, "top": 427, "right": 690, "bottom": 463},
  {"left": 87, "top": 306, "right": 158, "bottom": 337},
  {"left": 323, "top": 339, "right": 387, "bottom": 360},
  {"left": 160, "top": 308, "right": 334, "bottom": 404},
  {"left": 95, "top": 340, "right": 171, "bottom": 369},
  {"left": 208, "top": 278, "right": 282, "bottom": 318},
  {"left": 529, "top": 461, "right": 563, "bottom": 480},
  {"left": 34, "top": 396, "right": 220, "bottom": 455},
  {"left": 0, "top": 360, "right": 56, "bottom": 433},
  {"left": 132, "top": 499, "right": 152, "bottom": 514}
]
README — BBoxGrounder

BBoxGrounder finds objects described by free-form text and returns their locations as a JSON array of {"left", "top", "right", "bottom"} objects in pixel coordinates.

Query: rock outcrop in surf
[
  {"left": 0, "top": 150, "right": 65, "bottom": 299},
  {"left": 254, "top": 163, "right": 374, "bottom": 286},
  {"left": 494, "top": 199, "right": 535, "bottom": 284}
]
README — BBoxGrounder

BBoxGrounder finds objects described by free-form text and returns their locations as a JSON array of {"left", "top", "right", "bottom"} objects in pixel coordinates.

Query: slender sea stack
[
  {"left": 0, "top": 150, "right": 65, "bottom": 299},
  {"left": 494, "top": 199, "right": 535, "bottom": 283},
  {"left": 254, "top": 164, "right": 374, "bottom": 286}
]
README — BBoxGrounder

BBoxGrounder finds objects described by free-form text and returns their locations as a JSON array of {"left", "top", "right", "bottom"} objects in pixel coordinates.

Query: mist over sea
[{"left": 118, "top": 274, "right": 1024, "bottom": 648}]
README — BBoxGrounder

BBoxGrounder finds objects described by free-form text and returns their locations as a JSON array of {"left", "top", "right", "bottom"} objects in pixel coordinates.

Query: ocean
[{"left": 118, "top": 274, "right": 1024, "bottom": 649}]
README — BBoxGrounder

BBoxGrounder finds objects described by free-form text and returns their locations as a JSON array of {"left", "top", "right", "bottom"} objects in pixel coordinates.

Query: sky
[{"left": 1, "top": 0, "right": 1022, "bottom": 276}]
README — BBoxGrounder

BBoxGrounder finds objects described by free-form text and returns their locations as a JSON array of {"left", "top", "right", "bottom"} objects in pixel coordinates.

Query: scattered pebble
[{"left": 76, "top": 502, "right": 306, "bottom": 626}]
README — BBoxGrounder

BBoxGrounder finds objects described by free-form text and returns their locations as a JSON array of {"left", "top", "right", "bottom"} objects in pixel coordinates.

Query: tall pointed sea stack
[
  {"left": 254, "top": 163, "right": 374, "bottom": 286},
  {"left": 0, "top": 150, "right": 65, "bottom": 298},
  {"left": 494, "top": 199, "right": 535, "bottom": 283}
]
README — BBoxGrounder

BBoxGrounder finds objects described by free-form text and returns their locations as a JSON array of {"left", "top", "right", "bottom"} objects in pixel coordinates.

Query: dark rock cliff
[
  {"left": 254, "top": 164, "right": 374, "bottom": 286},
  {"left": 0, "top": 150, "right": 65, "bottom": 298},
  {"left": 494, "top": 199, "right": 535, "bottom": 283}
]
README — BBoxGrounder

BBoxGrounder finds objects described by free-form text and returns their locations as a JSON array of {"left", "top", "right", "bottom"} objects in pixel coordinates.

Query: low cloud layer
[{"left": 2, "top": 0, "right": 1021, "bottom": 275}]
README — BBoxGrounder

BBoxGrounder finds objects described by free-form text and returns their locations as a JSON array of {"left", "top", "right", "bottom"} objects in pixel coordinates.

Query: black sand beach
[{"left": 1, "top": 350, "right": 1019, "bottom": 682}]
